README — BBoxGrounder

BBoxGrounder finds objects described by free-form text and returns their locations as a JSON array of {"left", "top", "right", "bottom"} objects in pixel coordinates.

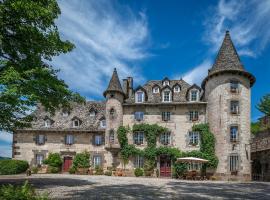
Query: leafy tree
[
  {"left": 251, "top": 121, "right": 261, "bottom": 135},
  {"left": 72, "top": 151, "right": 90, "bottom": 169},
  {"left": 257, "top": 94, "right": 270, "bottom": 116},
  {"left": 43, "top": 153, "right": 62, "bottom": 168},
  {"left": 0, "top": 0, "right": 84, "bottom": 132}
]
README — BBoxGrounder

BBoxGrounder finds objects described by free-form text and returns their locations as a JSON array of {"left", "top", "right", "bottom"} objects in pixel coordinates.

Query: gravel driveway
[{"left": 0, "top": 174, "right": 269, "bottom": 199}]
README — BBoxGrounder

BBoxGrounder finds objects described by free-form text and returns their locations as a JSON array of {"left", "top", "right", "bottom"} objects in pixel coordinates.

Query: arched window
[{"left": 135, "top": 91, "right": 144, "bottom": 103}]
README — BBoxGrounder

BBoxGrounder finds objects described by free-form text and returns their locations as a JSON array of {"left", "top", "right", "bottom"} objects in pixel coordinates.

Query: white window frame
[
  {"left": 36, "top": 154, "right": 44, "bottom": 165},
  {"left": 160, "top": 132, "right": 171, "bottom": 145},
  {"left": 65, "top": 134, "right": 74, "bottom": 145},
  {"left": 44, "top": 119, "right": 51, "bottom": 128},
  {"left": 134, "top": 132, "right": 144, "bottom": 145},
  {"left": 153, "top": 87, "right": 159, "bottom": 94},
  {"left": 134, "top": 155, "right": 144, "bottom": 168},
  {"left": 163, "top": 80, "right": 170, "bottom": 86},
  {"left": 134, "top": 112, "right": 144, "bottom": 121},
  {"left": 189, "top": 111, "right": 199, "bottom": 121},
  {"left": 230, "top": 126, "right": 238, "bottom": 142},
  {"left": 174, "top": 86, "right": 180, "bottom": 93},
  {"left": 73, "top": 119, "right": 80, "bottom": 128},
  {"left": 162, "top": 90, "right": 171, "bottom": 102},
  {"left": 100, "top": 119, "right": 106, "bottom": 128},
  {"left": 93, "top": 155, "right": 102, "bottom": 167},
  {"left": 135, "top": 91, "right": 144, "bottom": 103},
  {"left": 189, "top": 132, "right": 200, "bottom": 146},
  {"left": 62, "top": 111, "right": 69, "bottom": 117},
  {"left": 190, "top": 90, "right": 199, "bottom": 102}
]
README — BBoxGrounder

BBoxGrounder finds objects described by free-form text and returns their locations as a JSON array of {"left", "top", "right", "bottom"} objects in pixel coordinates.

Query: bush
[
  {"left": 173, "top": 163, "right": 188, "bottom": 178},
  {"left": 48, "top": 166, "right": 59, "bottom": 173},
  {"left": 69, "top": 167, "right": 76, "bottom": 174},
  {"left": 134, "top": 168, "right": 144, "bottom": 177},
  {"left": 73, "top": 151, "right": 90, "bottom": 169},
  {"left": 104, "top": 170, "right": 112, "bottom": 176},
  {"left": 43, "top": 153, "right": 62, "bottom": 168},
  {"left": 0, "top": 160, "right": 29, "bottom": 175},
  {"left": 143, "top": 159, "right": 155, "bottom": 176},
  {"left": 94, "top": 166, "right": 104, "bottom": 175},
  {"left": 0, "top": 181, "right": 49, "bottom": 200},
  {"left": 31, "top": 167, "right": 39, "bottom": 174}
]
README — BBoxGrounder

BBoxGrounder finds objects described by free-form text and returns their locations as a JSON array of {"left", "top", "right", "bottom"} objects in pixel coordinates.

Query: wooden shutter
[{"left": 102, "top": 134, "right": 105, "bottom": 145}]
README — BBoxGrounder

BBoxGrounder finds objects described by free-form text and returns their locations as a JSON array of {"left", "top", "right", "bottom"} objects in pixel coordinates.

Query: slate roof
[
  {"left": 29, "top": 101, "right": 105, "bottom": 131},
  {"left": 103, "top": 68, "right": 124, "bottom": 97}
]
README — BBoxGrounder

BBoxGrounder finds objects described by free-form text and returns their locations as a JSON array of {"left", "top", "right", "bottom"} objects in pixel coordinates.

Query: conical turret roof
[{"left": 103, "top": 68, "right": 124, "bottom": 97}]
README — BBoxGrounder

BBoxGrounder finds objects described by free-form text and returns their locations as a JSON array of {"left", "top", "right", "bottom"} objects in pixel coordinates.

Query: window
[
  {"left": 163, "top": 80, "right": 169, "bottom": 86},
  {"left": 134, "top": 155, "right": 144, "bottom": 168},
  {"left": 189, "top": 132, "right": 199, "bottom": 146},
  {"left": 160, "top": 132, "right": 171, "bottom": 145},
  {"left": 134, "top": 112, "right": 144, "bottom": 121},
  {"left": 188, "top": 162, "right": 201, "bottom": 171},
  {"left": 174, "top": 86, "right": 180, "bottom": 92},
  {"left": 190, "top": 90, "right": 198, "bottom": 101},
  {"left": 94, "top": 135, "right": 103, "bottom": 146},
  {"left": 73, "top": 119, "right": 80, "bottom": 128},
  {"left": 44, "top": 119, "right": 51, "bottom": 128},
  {"left": 133, "top": 132, "right": 144, "bottom": 145},
  {"left": 62, "top": 111, "right": 69, "bottom": 117},
  {"left": 65, "top": 135, "right": 74, "bottom": 145},
  {"left": 109, "top": 130, "right": 114, "bottom": 144},
  {"left": 135, "top": 91, "right": 144, "bottom": 103},
  {"left": 109, "top": 108, "right": 115, "bottom": 118},
  {"left": 153, "top": 87, "right": 159, "bottom": 94},
  {"left": 229, "top": 154, "right": 239, "bottom": 172},
  {"left": 230, "top": 101, "right": 239, "bottom": 114},
  {"left": 230, "top": 126, "right": 238, "bottom": 142},
  {"left": 162, "top": 90, "right": 171, "bottom": 102},
  {"left": 162, "top": 112, "right": 171, "bottom": 121},
  {"left": 189, "top": 111, "right": 199, "bottom": 121},
  {"left": 230, "top": 81, "right": 239, "bottom": 93},
  {"left": 100, "top": 120, "right": 106, "bottom": 128},
  {"left": 93, "top": 155, "right": 102, "bottom": 167},
  {"left": 90, "top": 110, "right": 96, "bottom": 117},
  {"left": 36, "top": 135, "right": 45, "bottom": 145},
  {"left": 36, "top": 154, "right": 44, "bottom": 165}
]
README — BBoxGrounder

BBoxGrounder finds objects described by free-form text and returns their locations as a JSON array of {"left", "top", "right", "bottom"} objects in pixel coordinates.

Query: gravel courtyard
[{"left": 0, "top": 174, "right": 269, "bottom": 200}]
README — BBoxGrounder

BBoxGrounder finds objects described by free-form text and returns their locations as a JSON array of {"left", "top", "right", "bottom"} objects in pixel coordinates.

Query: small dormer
[
  {"left": 152, "top": 84, "right": 160, "bottom": 94},
  {"left": 44, "top": 116, "right": 53, "bottom": 128},
  {"left": 71, "top": 116, "right": 81, "bottom": 128},
  {"left": 162, "top": 77, "right": 170, "bottom": 86},
  {"left": 62, "top": 109, "right": 70, "bottom": 117},
  {"left": 135, "top": 86, "right": 147, "bottom": 103},
  {"left": 89, "top": 108, "right": 97, "bottom": 118},
  {"left": 99, "top": 116, "right": 106, "bottom": 128},
  {"left": 187, "top": 84, "right": 201, "bottom": 102},
  {"left": 173, "top": 83, "right": 181, "bottom": 93},
  {"left": 161, "top": 86, "right": 172, "bottom": 102}
]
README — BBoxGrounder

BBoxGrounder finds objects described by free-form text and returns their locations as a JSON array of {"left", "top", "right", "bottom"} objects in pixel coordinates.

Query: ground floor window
[
  {"left": 93, "top": 155, "right": 102, "bottom": 167},
  {"left": 36, "top": 154, "right": 44, "bottom": 165},
  {"left": 187, "top": 162, "right": 201, "bottom": 171},
  {"left": 229, "top": 154, "right": 239, "bottom": 172},
  {"left": 134, "top": 155, "right": 144, "bottom": 168}
]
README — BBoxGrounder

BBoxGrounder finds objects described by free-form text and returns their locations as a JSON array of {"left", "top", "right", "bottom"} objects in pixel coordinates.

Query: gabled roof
[
  {"left": 209, "top": 31, "right": 244, "bottom": 75},
  {"left": 103, "top": 68, "right": 124, "bottom": 97}
]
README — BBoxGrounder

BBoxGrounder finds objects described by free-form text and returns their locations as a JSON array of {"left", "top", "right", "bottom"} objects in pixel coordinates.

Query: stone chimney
[
  {"left": 122, "top": 79, "right": 128, "bottom": 97},
  {"left": 127, "top": 77, "right": 133, "bottom": 97}
]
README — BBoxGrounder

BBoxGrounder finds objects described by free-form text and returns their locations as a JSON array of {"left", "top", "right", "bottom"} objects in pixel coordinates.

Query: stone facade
[{"left": 13, "top": 31, "right": 255, "bottom": 180}]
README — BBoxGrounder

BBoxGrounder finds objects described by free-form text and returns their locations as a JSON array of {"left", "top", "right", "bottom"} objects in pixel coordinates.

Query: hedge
[{"left": 0, "top": 160, "right": 29, "bottom": 175}]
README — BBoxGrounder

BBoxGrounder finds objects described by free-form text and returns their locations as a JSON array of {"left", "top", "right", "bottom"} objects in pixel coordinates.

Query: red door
[
  {"left": 63, "top": 157, "right": 73, "bottom": 172},
  {"left": 160, "top": 156, "right": 171, "bottom": 177}
]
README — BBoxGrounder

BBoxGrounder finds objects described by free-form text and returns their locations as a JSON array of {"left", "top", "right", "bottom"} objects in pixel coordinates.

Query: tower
[
  {"left": 103, "top": 68, "right": 125, "bottom": 167},
  {"left": 202, "top": 31, "right": 255, "bottom": 180}
]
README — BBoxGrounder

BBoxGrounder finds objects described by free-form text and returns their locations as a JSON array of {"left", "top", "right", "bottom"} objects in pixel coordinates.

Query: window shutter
[
  {"left": 64, "top": 135, "right": 67, "bottom": 144},
  {"left": 33, "top": 135, "right": 37, "bottom": 144},
  {"left": 102, "top": 135, "right": 105, "bottom": 145},
  {"left": 92, "top": 135, "right": 95, "bottom": 145},
  {"left": 45, "top": 135, "right": 47, "bottom": 142}
]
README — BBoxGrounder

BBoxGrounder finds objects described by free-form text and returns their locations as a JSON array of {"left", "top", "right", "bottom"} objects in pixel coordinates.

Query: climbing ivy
[{"left": 117, "top": 123, "right": 218, "bottom": 173}]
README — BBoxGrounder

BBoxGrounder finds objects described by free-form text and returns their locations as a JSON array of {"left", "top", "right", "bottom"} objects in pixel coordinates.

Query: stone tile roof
[
  {"left": 103, "top": 68, "right": 124, "bottom": 97},
  {"left": 30, "top": 101, "right": 105, "bottom": 131},
  {"left": 209, "top": 31, "right": 244, "bottom": 75},
  {"left": 125, "top": 79, "right": 203, "bottom": 103}
]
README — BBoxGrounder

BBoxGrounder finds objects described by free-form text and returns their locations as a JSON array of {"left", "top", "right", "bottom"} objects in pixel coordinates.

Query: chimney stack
[{"left": 127, "top": 77, "right": 133, "bottom": 97}]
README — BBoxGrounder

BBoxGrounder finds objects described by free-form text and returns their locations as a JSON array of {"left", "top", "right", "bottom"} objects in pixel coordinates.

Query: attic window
[
  {"left": 174, "top": 86, "right": 180, "bottom": 93},
  {"left": 162, "top": 90, "right": 171, "bottom": 102},
  {"left": 44, "top": 119, "right": 51, "bottom": 128},
  {"left": 135, "top": 91, "right": 144, "bottom": 103},
  {"left": 153, "top": 87, "right": 159, "bottom": 94},
  {"left": 62, "top": 111, "right": 69, "bottom": 117},
  {"left": 100, "top": 119, "right": 106, "bottom": 128},
  {"left": 73, "top": 119, "right": 80, "bottom": 128},
  {"left": 163, "top": 80, "right": 170, "bottom": 86},
  {"left": 190, "top": 90, "right": 199, "bottom": 102},
  {"left": 90, "top": 110, "right": 96, "bottom": 117}
]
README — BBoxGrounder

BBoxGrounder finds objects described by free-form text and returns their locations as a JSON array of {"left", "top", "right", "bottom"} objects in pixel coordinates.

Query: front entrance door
[
  {"left": 63, "top": 157, "right": 73, "bottom": 172},
  {"left": 160, "top": 155, "right": 171, "bottom": 177}
]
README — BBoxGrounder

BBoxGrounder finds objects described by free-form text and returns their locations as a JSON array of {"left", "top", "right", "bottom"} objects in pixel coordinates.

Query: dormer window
[
  {"left": 73, "top": 119, "right": 80, "bottom": 128},
  {"left": 163, "top": 80, "right": 170, "bottom": 86},
  {"left": 90, "top": 110, "right": 96, "bottom": 117},
  {"left": 100, "top": 119, "right": 106, "bottom": 128},
  {"left": 135, "top": 91, "right": 144, "bottom": 103},
  {"left": 162, "top": 90, "right": 171, "bottom": 102},
  {"left": 62, "top": 111, "right": 69, "bottom": 117},
  {"left": 174, "top": 85, "right": 180, "bottom": 93},
  {"left": 44, "top": 119, "right": 51, "bottom": 128},
  {"left": 153, "top": 87, "right": 159, "bottom": 94},
  {"left": 190, "top": 90, "right": 199, "bottom": 102}
]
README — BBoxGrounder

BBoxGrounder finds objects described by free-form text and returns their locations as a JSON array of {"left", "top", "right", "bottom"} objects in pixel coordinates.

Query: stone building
[{"left": 13, "top": 31, "right": 255, "bottom": 180}]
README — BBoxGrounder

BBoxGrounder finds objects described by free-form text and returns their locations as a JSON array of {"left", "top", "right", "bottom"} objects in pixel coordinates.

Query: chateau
[{"left": 13, "top": 31, "right": 255, "bottom": 180}]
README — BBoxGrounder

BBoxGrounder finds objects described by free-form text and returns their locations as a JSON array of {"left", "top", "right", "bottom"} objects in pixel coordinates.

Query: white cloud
[
  {"left": 0, "top": 131, "right": 12, "bottom": 144},
  {"left": 0, "top": 145, "right": 12, "bottom": 158},
  {"left": 52, "top": 0, "right": 149, "bottom": 98}
]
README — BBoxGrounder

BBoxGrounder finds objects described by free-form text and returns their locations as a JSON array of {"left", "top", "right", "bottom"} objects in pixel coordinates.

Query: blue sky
[{"left": 1, "top": 0, "right": 270, "bottom": 157}]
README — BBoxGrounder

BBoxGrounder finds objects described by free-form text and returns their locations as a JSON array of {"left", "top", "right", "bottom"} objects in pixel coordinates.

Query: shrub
[
  {"left": 0, "top": 181, "right": 49, "bottom": 200},
  {"left": 72, "top": 151, "right": 90, "bottom": 169},
  {"left": 143, "top": 159, "right": 155, "bottom": 176},
  {"left": 0, "top": 160, "right": 29, "bottom": 175},
  {"left": 134, "top": 168, "right": 144, "bottom": 177},
  {"left": 31, "top": 167, "right": 39, "bottom": 174},
  {"left": 94, "top": 166, "right": 104, "bottom": 175},
  {"left": 104, "top": 170, "right": 112, "bottom": 176},
  {"left": 48, "top": 166, "right": 59, "bottom": 173},
  {"left": 173, "top": 163, "right": 188, "bottom": 178},
  {"left": 43, "top": 153, "right": 62, "bottom": 168},
  {"left": 69, "top": 167, "right": 76, "bottom": 174}
]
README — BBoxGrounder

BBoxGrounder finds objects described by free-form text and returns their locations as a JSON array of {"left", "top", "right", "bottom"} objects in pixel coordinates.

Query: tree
[
  {"left": 0, "top": 0, "right": 84, "bottom": 132},
  {"left": 257, "top": 94, "right": 270, "bottom": 116}
]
